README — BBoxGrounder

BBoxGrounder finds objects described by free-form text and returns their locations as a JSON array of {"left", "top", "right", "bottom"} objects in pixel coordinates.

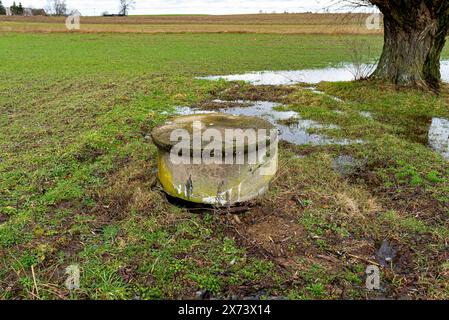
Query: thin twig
[
  {"left": 31, "top": 265, "right": 40, "bottom": 299},
  {"left": 345, "top": 252, "right": 381, "bottom": 267}
]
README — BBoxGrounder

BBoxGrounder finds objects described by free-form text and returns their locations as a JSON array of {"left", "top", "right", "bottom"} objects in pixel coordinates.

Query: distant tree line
[
  {"left": 103, "top": 0, "right": 135, "bottom": 17},
  {"left": 46, "top": 0, "right": 81, "bottom": 16},
  {"left": 0, "top": 0, "right": 131, "bottom": 17},
  {"left": 13, "top": 0, "right": 69, "bottom": 17},
  {"left": 49, "top": 0, "right": 67, "bottom": 16},
  {"left": 0, "top": 1, "right": 5, "bottom": 15},
  {"left": 0, "top": 1, "right": 24, "bottom": 15},
  {"left": 0, "top": 1, "right": 47, "bottom": 16},
  {"left": 11, "top": 2, "right": 24, "bottom": 15}
]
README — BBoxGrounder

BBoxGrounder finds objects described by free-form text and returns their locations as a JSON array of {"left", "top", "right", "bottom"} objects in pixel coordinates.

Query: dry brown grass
[{"left": 0, "top": 13, "right": 383, "bottom": 34}]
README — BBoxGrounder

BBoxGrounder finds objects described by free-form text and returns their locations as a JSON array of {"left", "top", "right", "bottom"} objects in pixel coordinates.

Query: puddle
[
  {"left": 199, "top": 60, "right": 449, "bottom": 85},
  {"left": 428, "top": 118, "right": 449, "bottom": 160},
  {"left": 198, "top": 64, "right": 370, "bottom": 85},
  {"left": 304, "top": 86, "right": 343, "bottom": 102},
  {"left": 175, "top": 100, "right": 362, "bottom": 146},
  {"left": 196, "top": 62, "right": 449, "bottom": 156}
]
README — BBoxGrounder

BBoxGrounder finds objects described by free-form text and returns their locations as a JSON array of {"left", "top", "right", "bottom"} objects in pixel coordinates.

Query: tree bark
[{"left": 371, "top": 1, "right": 449, "bottom": 91}]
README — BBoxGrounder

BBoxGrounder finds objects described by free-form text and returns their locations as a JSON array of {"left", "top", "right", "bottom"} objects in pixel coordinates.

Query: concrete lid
[{"left": 151, "top": 113, "right": 276, "bottom": 153}]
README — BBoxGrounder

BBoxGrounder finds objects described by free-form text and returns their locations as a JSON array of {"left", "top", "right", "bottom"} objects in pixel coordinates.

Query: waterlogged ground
[
  {"left": 197, "top": 66, "right": 449, "bottom": 160},
  {"left": 199, "top": 60, "right": 449, "bottom": 85},
  {"left": 176, "top": 95, "right": 448, "bottom": 161},
  {"left": 0, "top": 33, "right": 449, "bottom": 300},
  {"left": 175, "top": 100, "right": 363, "bottom": 146}
]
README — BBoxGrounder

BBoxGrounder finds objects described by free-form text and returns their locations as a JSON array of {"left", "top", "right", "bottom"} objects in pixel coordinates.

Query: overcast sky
[{"left": 2, "top": 0, "right": 372, "bottom": 16}]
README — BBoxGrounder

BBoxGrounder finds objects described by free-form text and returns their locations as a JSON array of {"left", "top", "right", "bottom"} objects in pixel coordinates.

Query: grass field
[
  {"left": 0, "top": 27, "right": 448, "bottom": 299},
  {"left": 0, "top": 13, "right": 383, "bottom": 34}
]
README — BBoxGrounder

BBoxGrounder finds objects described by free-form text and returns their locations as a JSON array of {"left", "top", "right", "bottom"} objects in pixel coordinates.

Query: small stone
[
  {"left": 376, "top": 239, "right": 397, "bottom": 267},
  {"left": 195, "top": 290, "right": 211, "bottom": 300}
]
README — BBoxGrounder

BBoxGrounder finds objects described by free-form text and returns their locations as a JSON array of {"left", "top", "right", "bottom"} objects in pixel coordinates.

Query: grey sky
[{"left": 2, "top": 0, "right": 370, "bottom": 16}]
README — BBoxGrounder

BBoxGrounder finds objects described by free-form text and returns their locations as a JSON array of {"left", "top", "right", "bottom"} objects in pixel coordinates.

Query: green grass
[{"left": 0, "top": 32, "right": 448, "bottom": 299}]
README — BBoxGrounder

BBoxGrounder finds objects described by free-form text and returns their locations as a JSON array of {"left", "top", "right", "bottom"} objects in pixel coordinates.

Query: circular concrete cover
[{"left": 151, "top": 113, "right": 276, "bottom": 152}]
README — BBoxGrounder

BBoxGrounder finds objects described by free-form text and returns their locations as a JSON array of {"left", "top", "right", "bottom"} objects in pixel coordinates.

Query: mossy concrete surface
[{"left": 153, "top": 113, "right": 278, "bottom": 206}]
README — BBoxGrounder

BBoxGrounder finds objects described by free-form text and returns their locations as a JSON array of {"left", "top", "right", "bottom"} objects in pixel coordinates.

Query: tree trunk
[{"left": 371, "top": 2, "right": 449, "bottom": 91}]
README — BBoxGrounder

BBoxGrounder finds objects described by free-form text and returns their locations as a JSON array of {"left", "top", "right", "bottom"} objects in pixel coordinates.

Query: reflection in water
[
  {"left": 198, "top": 66, "right": 360, "bottom": 85},
  {"left": 428, "top": 118, "right": 449, "bottom": 160},
  {"left": 197, "top": 63, "right": 449, "bottom": 159},
  {"left": 199, "top": 60, "right": 449, "bottom": 86},
  {"left": 175, "top": 100, "right": 362, "bottom": 146}
]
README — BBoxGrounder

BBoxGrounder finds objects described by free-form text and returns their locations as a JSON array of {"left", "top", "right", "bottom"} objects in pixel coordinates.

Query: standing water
[
  {"left": 428, "top": 118, "right": 449, "bottom": 160},
  {"left": 198, "top": 61, "right": 449, "bottom": 85},
  {"left": 196, "top": 62, "right": 449, "bottom": 159},
  {"left": 176, "top": 100, "right": 362, "bottom": 146}
]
